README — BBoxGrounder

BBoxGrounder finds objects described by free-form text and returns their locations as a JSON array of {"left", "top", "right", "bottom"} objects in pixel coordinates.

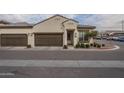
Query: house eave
[{"left": 0, "top": 26, "right": 33, "bottom": 29}]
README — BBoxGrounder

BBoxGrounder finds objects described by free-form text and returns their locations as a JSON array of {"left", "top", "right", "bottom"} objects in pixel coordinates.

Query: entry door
[{"left": 67, "top": 31, "right": 73, "bottom": 45}]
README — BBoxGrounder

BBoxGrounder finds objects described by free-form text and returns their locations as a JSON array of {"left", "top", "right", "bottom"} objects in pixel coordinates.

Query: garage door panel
[
  {"left": 1, "top": 34, "right": 27, "bottom": 46},
  {"left": 35, "top": 34, "right": 63, "bottom": 46}
]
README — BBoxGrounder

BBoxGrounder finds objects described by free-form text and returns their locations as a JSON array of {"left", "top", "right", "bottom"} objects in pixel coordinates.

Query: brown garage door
[
  {"left": 1, "top": 34, "right": 27, "bottom": 46},
  {"left": 35, "top": 33, "right": 63, "bottom": 46}
]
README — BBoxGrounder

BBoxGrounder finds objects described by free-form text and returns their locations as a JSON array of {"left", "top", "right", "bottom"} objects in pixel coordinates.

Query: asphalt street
[
  {"left": 0, "top": 40, "right": 124, "bottom": 78},
  {"left": 0, "top": 41, "right": 123, "bottom": 60},
  {"left": 0, "top": 67, "right": 124, "bottom": 78}
]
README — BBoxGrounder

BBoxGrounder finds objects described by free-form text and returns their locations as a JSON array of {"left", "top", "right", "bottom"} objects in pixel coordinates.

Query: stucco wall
[
  {"left": 0, "top": 28, "right": 32, "bottom": 34},
  {"left": 33, "top": 16, "right": 67, "bottom": 33},
  {"left": 63, "top": 20, "right": 78, "bottom": 30},
  {"left": 0, "top": 28, "right": 34, "bottom": 47},
  {"left": 63, "top": 20, "right": 79, "bottom": 46}
]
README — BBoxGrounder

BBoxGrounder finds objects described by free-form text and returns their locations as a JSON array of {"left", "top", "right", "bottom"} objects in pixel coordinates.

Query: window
[{"left": 79, "top": 32, "right": 84, "bottom": 41}]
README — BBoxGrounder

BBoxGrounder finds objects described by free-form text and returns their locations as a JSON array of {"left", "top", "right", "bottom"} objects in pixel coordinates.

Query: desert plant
[
  {"left": 90, "top": 43, "right": 93, "bottom": 47},
  {"left": 97, "top": 44, "right": 101, "bottom": 48},
  {"left": 75, "top": 43, "right": 80, "bottom": 48},
  {"left": 81, "top": 43, "right": 85, "bottom": 48},
  {"left": 27, "top": 45, "right": 31, "bottom": 48},
  {"left": 63, "top": 45, "right": 68, "bottom": 49},
  {"left": 102, "top": 44, "right": 105, "bottom": 47},
  {"left": 85, "top": 44, "right": 90, "bottom": 48},
  {"left": 93, "top": 42, "right": 97, "bottom": 47}
]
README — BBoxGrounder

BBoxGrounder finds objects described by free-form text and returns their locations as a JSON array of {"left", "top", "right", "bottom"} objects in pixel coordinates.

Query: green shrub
[
  {"left": 85, "top": 44, "right": 90, "bottom": 48},
  {"left": 27, "top": 45, "right": 31, "bottom": 48},
  {"left": 63, "top": 45, "right": 68, "bottom": 49},
  {"left": 90, "top": 43, "right": 93, "bottom": 47},
  {"left": 93, "top": 42, "right": 97, "bottom": 47},
  {"left": 81, "top": 43, "right": 85, "bottom": 48},
  {"left": 102, "top": 44, "right": 105, "bottom": 47},
  {"left": 97, "top": 44, "right": 101, "bottom": 48},
  {"left": 75, "top": 43, "right": 80, "bottom": 48}
]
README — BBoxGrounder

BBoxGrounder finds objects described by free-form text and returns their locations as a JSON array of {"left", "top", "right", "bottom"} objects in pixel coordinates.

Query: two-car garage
[
  {"left": 35, "top": 33, "right": 63, "bottom": 46},
  {"left": 0, "top": 33, "right": 63, "bottom": 47},
  {"left": 0, "top": 34, "right": 28, "bottom": 46}
]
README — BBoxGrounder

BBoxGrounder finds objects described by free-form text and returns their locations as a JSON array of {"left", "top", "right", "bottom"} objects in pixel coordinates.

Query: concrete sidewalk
[{"left": 0, "top": 60, "right": 124, "bottom": 68}]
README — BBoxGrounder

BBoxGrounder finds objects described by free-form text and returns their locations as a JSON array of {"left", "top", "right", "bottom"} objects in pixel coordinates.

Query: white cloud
[
  {"left": 81, "top": 14, "right": 124, "bottom": 31},
  {"left": 0, "top": 14, "right": 124, "bottom": 31},
  {"left": 62, "top": 14, "right": 77, "bottom": 19},
  {"left": 0, "top": 14, "right": 77, "bottom": 23},
  {"left": 0, "top": 14, "right": 29, "bottom": 23}
]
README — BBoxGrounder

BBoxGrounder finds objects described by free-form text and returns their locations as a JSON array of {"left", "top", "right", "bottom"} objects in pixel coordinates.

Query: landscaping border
[{"left": 0, "top": 45, "right": 120, "bottom": 51}]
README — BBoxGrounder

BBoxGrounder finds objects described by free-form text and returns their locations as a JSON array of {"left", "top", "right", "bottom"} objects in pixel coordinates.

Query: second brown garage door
[
  {"left": 35, "top": 33, "right": 63, "bottom": 46},
  {"left": 1, "top": 34, "right": 27, "bottom": 46}
]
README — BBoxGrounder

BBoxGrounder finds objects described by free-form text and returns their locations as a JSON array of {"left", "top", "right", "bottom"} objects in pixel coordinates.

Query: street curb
[
  {"left": 0, "top": 45, "right": 120, "bottom": 51},
  {"left": 64, "top": 45, "right": 120, "bottom": 51},
  {"left": 106, "top": 45, "right": 120, "bottom": 51}
]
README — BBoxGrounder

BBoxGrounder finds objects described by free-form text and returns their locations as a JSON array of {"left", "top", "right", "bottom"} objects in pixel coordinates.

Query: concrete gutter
[{"left": 0, "top": 60, "right": 124, "bottom": 68}]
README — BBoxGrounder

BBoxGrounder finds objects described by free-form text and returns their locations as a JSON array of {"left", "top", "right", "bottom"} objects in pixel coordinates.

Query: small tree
[
  {"left": 89, "top": 31, "right": 98, "bottom": 38},
  {"left": 85, "top": 31, "right": 98, "bottom": 44}
]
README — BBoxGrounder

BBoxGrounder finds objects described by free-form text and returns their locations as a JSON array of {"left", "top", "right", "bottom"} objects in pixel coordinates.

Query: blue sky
[{"left": 0, "top": 14, "right": 124, "bottom": 31}]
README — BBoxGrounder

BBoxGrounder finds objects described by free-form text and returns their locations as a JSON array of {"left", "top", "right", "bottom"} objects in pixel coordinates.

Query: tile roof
[
  {"left": 77, "top": 25, "right": 96, "bottom": 29},
  {"left": 0, "top": 21, "right": 33, "bottom": 28}
]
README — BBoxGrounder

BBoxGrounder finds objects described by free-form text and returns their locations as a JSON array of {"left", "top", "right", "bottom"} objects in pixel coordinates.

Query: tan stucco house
[{"left": 0, "top": 15, "right": 96, "bottom": 47}]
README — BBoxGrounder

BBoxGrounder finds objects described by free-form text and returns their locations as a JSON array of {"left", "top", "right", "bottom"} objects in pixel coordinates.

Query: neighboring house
[{"left": 0, "top": 15, "right": 96, "bottom": 47}]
